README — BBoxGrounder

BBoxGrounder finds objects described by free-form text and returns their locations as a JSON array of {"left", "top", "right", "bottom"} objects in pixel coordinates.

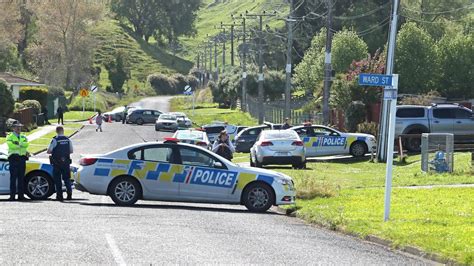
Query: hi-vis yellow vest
[{"left": 6, "top": 133, "right": 29, "bottom": 156}]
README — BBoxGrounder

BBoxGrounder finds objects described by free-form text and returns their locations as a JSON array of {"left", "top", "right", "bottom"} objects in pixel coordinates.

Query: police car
[
  {"left": 291, "top": 125, "right": 376, "bottom": 157},
  {"left": 0, "top": 151, "right": 77, "bottom": 200},
  {"left": 75, "top": 141, "right": 296, "bottom": 212},
  {"left": 172, "top": 129, "right": 211, "bottom": 149}
]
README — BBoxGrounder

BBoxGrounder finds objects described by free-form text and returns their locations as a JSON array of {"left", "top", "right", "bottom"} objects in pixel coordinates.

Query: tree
[
  {"left": 0, "top": 79, "right": 14, "bottom": 118},
  {"left": 29, "top": 1, "right": 104, "bottom": 89},
  {"left": 105, "top": 50, "right": 130, "bottom": 93},
  {"left": 437, "top": 32, "right": 473, "bottom": 98},
  {"left": 332, "top": 29, "right": 368, "bottom": 73},
  {"left": 395, "top": 22, "right": 439, "bottom": 94},
  {"left": 160, "top": 0, "right": 201, "bottom": 45}
]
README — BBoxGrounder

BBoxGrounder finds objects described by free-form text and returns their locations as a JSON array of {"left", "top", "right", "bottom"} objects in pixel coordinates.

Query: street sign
[
  {"left": 79, "top": 88, "right": 89, "bottom": 97},
  {"left": 358, "top": 73, "right": 393, "bottom": 87},
  {"left": 90, "top": 85, "right": 98, "bottom": 93},
  {"left": 184, "top": 85, "right": 192, "bottom": 95},
  {"left": 383, "top": 88, "right": 398, "bottom": 100}
]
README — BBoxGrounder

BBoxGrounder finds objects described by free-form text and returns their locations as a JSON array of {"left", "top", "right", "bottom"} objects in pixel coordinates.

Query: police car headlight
[{"left": 276, "top": 179, "right": 291, "bottom": 186}]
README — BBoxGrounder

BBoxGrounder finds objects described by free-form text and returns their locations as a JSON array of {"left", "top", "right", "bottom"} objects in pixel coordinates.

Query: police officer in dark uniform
[{"left": 47, "top": 126, "right": 73, "bottom": 201}]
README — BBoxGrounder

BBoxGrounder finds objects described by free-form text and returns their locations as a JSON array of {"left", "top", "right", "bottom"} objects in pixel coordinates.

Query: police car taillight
[
  {"left": 292, "top": 141, "right": 304, "bottom": 146},
  {"left": 260, "top": 141, "right": 273, "bottom": 146},
  {"left": 80, "top": 158, "right": 98, "bottom": 166},
  {"left": 196, "top": 141, "right": 207, "bottom": 147}
]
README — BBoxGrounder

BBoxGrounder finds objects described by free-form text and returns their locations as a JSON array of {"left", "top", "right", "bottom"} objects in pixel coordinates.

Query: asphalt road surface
[{"left": 0, "top": 96, "right": 434, "bottom": 264}]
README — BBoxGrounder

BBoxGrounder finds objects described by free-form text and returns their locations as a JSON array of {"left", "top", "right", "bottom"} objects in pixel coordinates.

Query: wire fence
[{"left": 246, "top": 94, "right": 322, "bottom": 125}]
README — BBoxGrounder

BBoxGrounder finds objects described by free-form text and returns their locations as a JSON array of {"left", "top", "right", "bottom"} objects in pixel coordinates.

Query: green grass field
[
  {"left": 28, "top": 123, "right": 82, "bottom": 154},
  {"left": 170, "top": 96, "right": 257, "bottom": 126}
]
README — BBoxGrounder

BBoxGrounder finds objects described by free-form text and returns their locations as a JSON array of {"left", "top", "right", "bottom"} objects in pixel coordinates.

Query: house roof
[{"left": 0, "top": 72, "right": 44, "bottom": 86}]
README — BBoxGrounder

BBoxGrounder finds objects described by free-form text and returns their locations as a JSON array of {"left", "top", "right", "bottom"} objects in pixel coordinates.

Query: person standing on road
[
  {"left": 42, "top": 107, "right": 50, "bottom": 125},
  {"left": 212, "top": 130, "right": 235, "bottom": 161},
  {"left": 282, "top": 118, "right": 291, "bottom": 129},
  {"left": 6, "top": 121, "right": 29, "bottom": 201},
  {"left": 57, "top": 106, "right": 64, "bottom": 125},
  {"left": 47, "top": 126, "right": 73, "bottom": 201},
  {"left": 95, "top": 110, "right": 105, "bottom": 132},
  {"left": 122, "top": 105, "right": 127, "bottom": 124}
]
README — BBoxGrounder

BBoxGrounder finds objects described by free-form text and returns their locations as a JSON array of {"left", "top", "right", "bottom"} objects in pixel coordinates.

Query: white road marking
[{"left": 106, "top": 233, "right": 126, "bottom": 266}]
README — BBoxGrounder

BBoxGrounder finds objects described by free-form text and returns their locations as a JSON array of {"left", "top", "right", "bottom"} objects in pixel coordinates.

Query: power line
[
  {"left": 399, "top": 14, "right": 469, "bottom": 24},
  {"left": 333, "top": 2, "right": 390, "bottom": 20}
]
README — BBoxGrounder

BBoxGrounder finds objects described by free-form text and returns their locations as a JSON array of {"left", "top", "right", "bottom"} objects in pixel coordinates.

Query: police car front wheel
[
  {"left": 25, "top": 172, "right": 54, "bottom": 200},
  {"left": 109, "top": 176, "right": 142, "bottom": 206},
  {"left": 243, "top": 182, "right": 274, "bottom": 212}
]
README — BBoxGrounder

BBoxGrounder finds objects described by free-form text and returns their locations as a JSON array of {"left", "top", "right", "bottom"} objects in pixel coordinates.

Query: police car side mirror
[{"left": 213, "top": 161, "right": 224, "bottom": 168}]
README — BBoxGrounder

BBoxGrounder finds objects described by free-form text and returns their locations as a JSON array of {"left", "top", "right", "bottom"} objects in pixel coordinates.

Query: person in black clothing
[
  {"left": 57, "top": 106, "right": 64, "bottom": 125},
  {"left": 43, "top": 107, "right": 50, "bottom": 125},
  {"left": 282, "top": 117, "right": 291, "bottom": 129},
  {"left": 212, "top": 130, "right": 235, "bottom": 161},
  {"left": 47, "top": 126, "right": 73, "bottom": 201},
  {"left": 122, "top": 105, "right": 127, "bottom": 124}
]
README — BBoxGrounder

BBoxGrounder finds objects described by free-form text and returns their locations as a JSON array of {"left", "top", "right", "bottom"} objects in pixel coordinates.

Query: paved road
[{"left": 0, "top": 96, "right": 433, "bottom": 264}]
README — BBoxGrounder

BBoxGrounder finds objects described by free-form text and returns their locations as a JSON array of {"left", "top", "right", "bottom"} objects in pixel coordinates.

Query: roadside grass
[
  {"left": 28, "top": 124, "right": 82, "bottom": 154},
  {"left": 170, "top": 96, "right": 257, "bottom": 126},
  {"left": 49, "top": 111, "right": 96, "bottom": 123},
  {"left": 295, "top": 187, "right": 473, "bottom": 264}
]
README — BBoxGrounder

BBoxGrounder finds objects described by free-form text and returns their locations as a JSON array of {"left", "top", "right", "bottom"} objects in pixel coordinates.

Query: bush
[
  {"left": 0, "top": 79, "right": 14, "bottom": 117},
  {"left": 48, "top": 86, "right": 65, "bottom": 98},
  {"left": 19, "top": 86, "right": 48, "bottom": 108},
  {"left": 196, "top": 88, "right": 213, "bottom": 103},
  {"left": 400, "top": 90, "right": 442, "bottom": 106},
  {"left": 357, "top": 121, "right": 378, "bottom": 136},
  {"left": 22, "top": 100, "right": 41, "bottom": 114},
  {"left": 345, "top": 101, "right": 366, "bottom": 132},
  {"left": 172, "top": 73, "right": 188, "bottom": 92},
  {"left": 148, "top": 73, "right": 178, "bottom": 95}
]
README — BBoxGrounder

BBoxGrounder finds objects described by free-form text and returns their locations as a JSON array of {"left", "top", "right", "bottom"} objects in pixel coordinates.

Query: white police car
[
  {"left": 0, "top": 151, "right": 77, "bottom": 200},
  {"left": 75, "top": 141, "right": 296, "bottom": 212},
  {"left": 291, "top": 125, "right": 376, "bottom": 157}
]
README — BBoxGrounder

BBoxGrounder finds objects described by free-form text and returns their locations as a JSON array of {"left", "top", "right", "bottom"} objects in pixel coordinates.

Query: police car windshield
[
  {"left": 160, "top": 115, "right": 176, "bottom": 120},
  {"left": 177, "top": 131, "right": 203, "bottom": 139},
  {"left": 263, "top": 130, "right": 299, "bottom": 140}
]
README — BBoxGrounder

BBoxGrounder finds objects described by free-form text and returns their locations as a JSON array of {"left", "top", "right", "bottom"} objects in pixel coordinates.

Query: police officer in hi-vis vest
[
  {"left": 6, "top": 121, "right": 29, "bottom": 201},
  {"left": 47, "top": 126, "right": 73, "bottom": 201}
]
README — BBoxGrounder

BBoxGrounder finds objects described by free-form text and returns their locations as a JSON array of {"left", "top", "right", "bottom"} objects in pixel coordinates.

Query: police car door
[
  {"left": 135, "top": 144, "right": 180, "bottom": 199},
  {"left": 0, "top": 152, "right": 9, "bottom": 194},
  {"left": 313, "top": 126, "right": 347, "bottom": 156},
  {"left": 177, "top": 146, "right": 236, "bottom": 202}
]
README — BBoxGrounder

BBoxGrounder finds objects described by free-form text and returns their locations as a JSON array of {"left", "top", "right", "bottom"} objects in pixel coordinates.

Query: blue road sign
[{"left": 359, "top": 73, "right": 393, "bottom": 87}]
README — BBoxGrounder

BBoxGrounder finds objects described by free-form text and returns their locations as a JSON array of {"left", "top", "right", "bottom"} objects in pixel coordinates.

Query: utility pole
[
  {"left": 246, "top": 10, "right": 276, "bottom": 124},
  {"left": 222, "top": 22, "right": 239, "bottom": 67},
  {"left": 217, "top": 24, "right": 227, "bottom": 71},
  {"left": 322, "top": 0, "right": 333, "bottom": 125},
  {"left": 232, "top": 15, "right": 247, "bottom": 111},
  {"left": 214, "top": 38, "right": 218, "bottom": 80},
  {"left": 285, "top": 0, "right": 295, "bottom": 119}
]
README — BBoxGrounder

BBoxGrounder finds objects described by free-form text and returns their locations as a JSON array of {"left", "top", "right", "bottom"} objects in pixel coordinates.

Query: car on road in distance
[
  {"left": 169, "top": 112, "right": 192, "bottom": 128},
  {"left": 103, "top": 106, "right": 126, "bottom": 122},
  {"left": 172, "top": 129, "right": 211, "bottom": 149},
  {"left": 250, "top": 130, "right": 306, "bottom": 169},
  {"left": 235, "top": 125, "right": 270, "bottom": 153},
  {"left": 127, "top": 109, "right": 162, "bottom": 125},
  {"left": 0, "top": 151, "right": 78, "bottom": 200},
  {"left": 291, "top": 125, "right": 376, "bottom": 158},
  {"left": 75, "top": 141, "right": 296, "bottom": 212},
  {"left": 155, "top": 113, "right": 179, "bottom": 131},
  {"left": 395, "top": 103, "right": 474, "bottom": 151}
]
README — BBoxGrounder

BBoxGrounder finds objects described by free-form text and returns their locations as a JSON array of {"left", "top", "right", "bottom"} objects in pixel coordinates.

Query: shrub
[
  {"left": 172, "top": 73, "right": 188, "bottom": 92},
  {"left": 14, "top": 102, "right": 25, "bottom": 112},
  {"left": 148, "top": 74, "right": 178, "bottom": 95},
  {"left": 0, "top": 79, "right": 14, "bottom": 117},
  {"left": 48, "top": 86, "right": 65, "bottom": 98},
  {"left": 345, "top": 101, "right": 366, "bottom": 132},
  {"left": 196, "top": 88, "right": 213, "bottom": 103},
  {"left": 19, "top": 86, "right": 48, "bottom": 107},
  {"left": 400, "top": 90, "right": 442, "bottom": 106},
  {"left": 357, "top": 121, "right": 378, "bottom": 136},
  {"left": 22, "top": 100, "right": 41, "bottom": 114}
]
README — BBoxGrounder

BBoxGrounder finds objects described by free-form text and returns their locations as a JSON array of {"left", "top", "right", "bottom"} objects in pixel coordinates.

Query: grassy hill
[
  {"left": 91, "top": 19, "right": 194, "bottom": 90},
  {"left": 179, "top": 0, "right": 289, "bottom": 62}
]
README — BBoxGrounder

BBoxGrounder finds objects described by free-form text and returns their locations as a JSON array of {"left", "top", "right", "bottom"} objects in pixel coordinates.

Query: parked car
[
  {"left": 395, "top": 104, "right": 474, "bottom": 151},
  {"left": 155, "top": 114, "right": 179, "bottom": 131},
  {"left": 103, "top": 106, "right": 126, "bottom": 122},
  {"left": 202, "top": 123, "right": 239, "bottom": 143},
  {"left": 235, "top": 125, "right": 270, "bottom": 153},
  {"left": 126, "top": 109, "right": 162, "bottom": 125},
  {"left": 169, "top": 112, "right": 192, "bottom": 128},
  {"left": 250, "top": 130, "right": 306, "bottom": 169},
  {"left": 172, "top": 129, "right": 211, "bottom": 149}
]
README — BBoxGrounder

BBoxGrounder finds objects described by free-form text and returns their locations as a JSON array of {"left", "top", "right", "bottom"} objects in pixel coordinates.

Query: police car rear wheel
[
  {"left": 350, "top": 142, "right": 367, "bottom": 157},
  {"left": 109, "top": 177, "right": 141, "bottom": 206},
  {"left": 249, "top": 154, "right": 255, "bottom": 167},
  {"left": 243, "top": 183, "right": 274, "bottom": 212},
  {"left": 25, "top": 172, "right": 53, "bottom": 200}
]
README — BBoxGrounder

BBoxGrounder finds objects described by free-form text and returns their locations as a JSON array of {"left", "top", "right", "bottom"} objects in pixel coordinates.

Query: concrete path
[{"left": 0, "top": 124, "right": 57, "bottom": 152}]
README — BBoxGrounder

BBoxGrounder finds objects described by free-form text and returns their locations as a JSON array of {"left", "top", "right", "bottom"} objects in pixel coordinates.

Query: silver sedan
[
  {"left": 250, "top": 130, "right": 306, "bottom": 169},
  {"left": 155, "top": 114, "right": 178, "bottom": 131}
]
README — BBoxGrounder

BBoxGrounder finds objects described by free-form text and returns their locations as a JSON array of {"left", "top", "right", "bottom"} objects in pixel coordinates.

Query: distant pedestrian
[
  {"left": 212, "top": 130, "right": 235, "bottom": 161},
  {"left": 6, "top": 121, "right": 29, "bottom": 201},
  {"left": 95, "top": 111, "right": 105, "bottom": 132},
  {"left": 47, "top": 126, "right": 73, "bottom": 201},
  {"left": 57, "top": 106, "right": 64, "bottom": 125},
  {"left": 282, "top": 117, "right": 291, "bottom": 129},
  {"left": 42, "top": 107, "right": 50, "bottom": 125},
  {"left": 122, "top": 105, "right": 127, "bottom": 124}
]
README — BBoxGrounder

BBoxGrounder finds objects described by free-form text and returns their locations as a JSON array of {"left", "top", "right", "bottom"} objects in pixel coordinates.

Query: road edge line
[{"left": 105, "top": 233, "right": 126, "bottom": 266}]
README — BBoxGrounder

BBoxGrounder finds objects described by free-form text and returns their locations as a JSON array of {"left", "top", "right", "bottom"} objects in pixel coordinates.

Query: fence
[{"left": 246, "top": 94, "right": 322, "bottom": 125}]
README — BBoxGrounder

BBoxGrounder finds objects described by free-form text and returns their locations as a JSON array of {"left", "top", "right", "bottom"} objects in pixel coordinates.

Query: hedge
[{"left": 19, "top": 86, "right": 48, "bottom": 107}]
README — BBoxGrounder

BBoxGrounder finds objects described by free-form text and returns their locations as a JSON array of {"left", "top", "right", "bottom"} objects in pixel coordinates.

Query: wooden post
[{"left": 398, "top": 136, "right": 404, "bottom": 162}]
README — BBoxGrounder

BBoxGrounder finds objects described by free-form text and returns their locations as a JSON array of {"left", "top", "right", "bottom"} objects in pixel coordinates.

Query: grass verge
[
  {"left": 170, "top": 96, "right": 257, "bottom": 126},
  {"left": 28, "top": 123, "right": 83, "bottom": 154}
]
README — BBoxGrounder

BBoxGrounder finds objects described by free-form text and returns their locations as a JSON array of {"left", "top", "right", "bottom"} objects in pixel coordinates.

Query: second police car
[
  {"left": 75, "top": 141, "right": 295, "bottom": 212},
  {"left": 291, "top": 125, "right": 377, "bottom": 157}
]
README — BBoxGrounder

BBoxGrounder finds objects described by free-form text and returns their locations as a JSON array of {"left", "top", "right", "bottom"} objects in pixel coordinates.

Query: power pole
[
  {"left": 285, "top": 0, "right": 295, "bottom": 119},
  {"left": 322, "top": 0, "right": 333, "bottom": 125},
  {"left": 222, "top": 22, "right": 239, "bottom": 67},
  {"left": 232, "top": 15, "right": 247, "bottom": 111},
  {"left": 214, "top": 38, "right": 218, "bottom": 80},
  {"left": 246, "top": 10, "right": 276, "bottom": 124}
]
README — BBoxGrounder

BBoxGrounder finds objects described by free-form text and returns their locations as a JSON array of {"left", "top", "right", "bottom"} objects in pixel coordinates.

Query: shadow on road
[{"left": 76, "top": 201, "right": 281, "bottom": 215}]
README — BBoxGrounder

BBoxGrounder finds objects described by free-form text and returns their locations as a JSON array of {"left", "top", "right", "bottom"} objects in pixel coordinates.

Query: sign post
[
  {"left": 183, "top": 85, "right": 194, "bottom": 116},
  {"left": 90, "top": 85, "right": 98, "bottom": 112},
  {"left": 359, "top": 73, "right": 399, "bottom": 221},
  {"left": 79, "top": 88, "right": 89, "bottom": 116}
]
